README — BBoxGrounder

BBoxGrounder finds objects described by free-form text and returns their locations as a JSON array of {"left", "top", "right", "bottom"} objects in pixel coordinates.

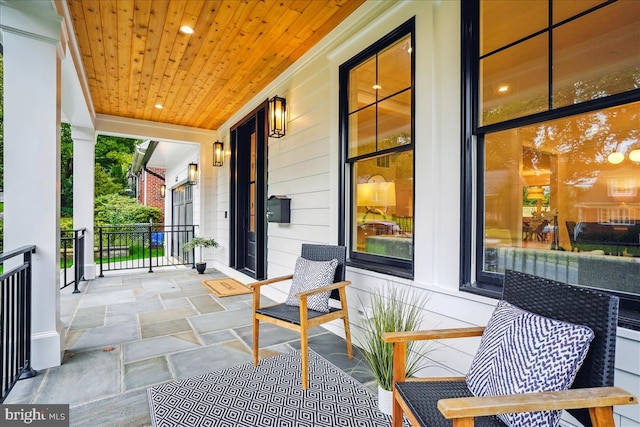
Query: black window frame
[
  {"left": 460, "top": 0, "right": 640, "bottom": 330},
  {"left": 338, "top": 18, "right": 416, "bottom": 278}
]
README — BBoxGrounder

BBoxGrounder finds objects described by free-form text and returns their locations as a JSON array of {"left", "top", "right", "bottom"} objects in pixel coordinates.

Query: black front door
[{"left": 230, "top": 104, "right": 267, "bottom": 279}]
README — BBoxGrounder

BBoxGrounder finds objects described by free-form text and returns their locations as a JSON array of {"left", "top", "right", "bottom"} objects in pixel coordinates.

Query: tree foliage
[
  {"left": 60, "top": 127, "right": 140, "bottom": 214},
  {"left": 94, "top": 194, "right": 162, "bottom": 225},
  {"left": 61, "top": 124, "right": 74, "bottom": 216}
]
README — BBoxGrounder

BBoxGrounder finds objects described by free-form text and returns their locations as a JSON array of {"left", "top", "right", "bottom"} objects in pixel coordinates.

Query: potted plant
[
  {"left": 356, "top": 285, "right": 431, "bottom": 415},
  {"left": 182, "top": 236, "right": 219, "bottom": 274}
]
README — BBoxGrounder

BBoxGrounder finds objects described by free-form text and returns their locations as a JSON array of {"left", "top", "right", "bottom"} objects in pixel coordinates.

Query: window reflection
[
  {"left": 353, "top": 153, "right": 414, "bottom": 260},
  {"left": 484, "top": 102, "right": 640, "bottom": 294}
]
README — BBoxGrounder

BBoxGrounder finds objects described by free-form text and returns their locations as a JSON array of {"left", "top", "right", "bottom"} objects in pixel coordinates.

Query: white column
[
  {"left": 1, "top": 2, "right": 65, "bottom": 369},
  {"left": 72, "top": 126, "right": 97, "bottom": 280}
]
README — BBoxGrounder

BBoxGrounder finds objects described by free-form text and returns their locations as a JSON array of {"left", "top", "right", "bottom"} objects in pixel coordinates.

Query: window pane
[
  {"left": 349, "top": 57, "right": 376, "bottom": 113},
  {"left": 378, "top": 90, "right": 411, "bottom": 151},
  {"left": 553, "top": 0, "right": 608, "bottom": 24},
  {"left": 480, "top": 34, "right": 549, "bottom": 126},
  {"left": 483, "top": 101, "right": 640, "bottom": 297},
  {"left": 353, "top": 152, "right": 414, "bottom": 260},
  {"left": 553, "top": 1, "right": 640, "bottom": 108},
  {"left": 480, "top": 0, "right": 547, "bottom": 55},
  {"left": 348, "top": 105, "right": 376, "bottom": 158},
  {"left": 378, "top": 34, "right": 412, "bottom": 98}
]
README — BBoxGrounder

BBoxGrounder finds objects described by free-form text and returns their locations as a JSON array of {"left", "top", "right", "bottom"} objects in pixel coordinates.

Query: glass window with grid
[
  {"left": 341, "top": 22, "right": 415, "bottom": 273},
  {"left": 467, "top": 0, "right": 640, "bottom": 329}
]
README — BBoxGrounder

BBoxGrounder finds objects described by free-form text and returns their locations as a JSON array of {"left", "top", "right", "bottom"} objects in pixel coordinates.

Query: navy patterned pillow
[
  {"left": 285, "top": 257, "right": 338, "bottom": 313},
  {"left": 466, "top": 300, "right": 595, "bottom": 427}
]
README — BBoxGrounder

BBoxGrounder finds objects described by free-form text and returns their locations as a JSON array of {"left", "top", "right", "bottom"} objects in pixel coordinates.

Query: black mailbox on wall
[{"left": 267, "top": 195, "right": 291, "bottom": 223}]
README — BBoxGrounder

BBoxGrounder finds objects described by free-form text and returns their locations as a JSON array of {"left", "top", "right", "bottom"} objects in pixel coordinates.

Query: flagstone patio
[{"left": 5, "top": 266, "right": 375, "bottom": 427}]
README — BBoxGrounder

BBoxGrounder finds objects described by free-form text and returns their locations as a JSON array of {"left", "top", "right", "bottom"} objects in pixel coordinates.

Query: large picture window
[
  {"left": 463, "top": 0, "right": 640, "bottom": 329},
  {"left": 340, "top": 19, "right": 414, "bottom": 276}
]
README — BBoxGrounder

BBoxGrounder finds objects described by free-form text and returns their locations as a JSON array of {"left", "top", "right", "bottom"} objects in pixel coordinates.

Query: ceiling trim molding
[{"left": 96, "top": 114, "right": 216, "bottom": 145}]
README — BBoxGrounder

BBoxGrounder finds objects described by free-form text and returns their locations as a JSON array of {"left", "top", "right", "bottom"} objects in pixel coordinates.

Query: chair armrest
[
  {"left": 296, "top": 280, "right": 351, "bottom": 298},
  {"left": 249, "top": 274, "right": 293, "bottom": 289},
  {"left": 382, "top": 327, "right": 486, "bottom": 383},
  {"left": 437, "top": 387, "right": 638, "bottom": 419},
  {"left": 382, "top": 326, "right": 485, "bottom": 343}
]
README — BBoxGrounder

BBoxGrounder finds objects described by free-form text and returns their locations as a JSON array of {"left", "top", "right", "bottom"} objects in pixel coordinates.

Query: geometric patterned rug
[{"left": 147, "top": 350, "right": 392, "bottom": 426}]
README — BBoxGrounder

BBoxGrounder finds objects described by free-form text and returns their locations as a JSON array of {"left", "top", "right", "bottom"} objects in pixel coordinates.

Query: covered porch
[
  {"left": 1, "top": 0, "right": 639, "bottom": 426},
  {"left": 4, "top": 266, "right": 370, "bottom": 425}
]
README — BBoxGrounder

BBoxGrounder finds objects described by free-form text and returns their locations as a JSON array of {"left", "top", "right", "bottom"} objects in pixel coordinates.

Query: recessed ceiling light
[
  {"left": 498, "top": 85, "right": 510, "bottom": 93},
  {"left": 155, "top": 104, "right": 164, "bottom": 109},
  {"left": 607, "top": 152, "right": 624, "bottom": 164},
  {"left": 372, "top": 84, "right": 382, "bottom": 90},
  {"left": 180, "top": 25, "right": 194, "bottom": 35}
]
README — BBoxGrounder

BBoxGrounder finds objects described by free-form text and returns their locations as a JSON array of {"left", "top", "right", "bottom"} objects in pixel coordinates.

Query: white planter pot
[{"left": 377, "top": 385, "right": 393, "bottom": 415}]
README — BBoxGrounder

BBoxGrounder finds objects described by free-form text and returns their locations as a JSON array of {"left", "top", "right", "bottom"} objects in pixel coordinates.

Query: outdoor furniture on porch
[
  {"left": 250, "top": 244, "right": 353, "bottom": 389},
  {"left": 382, "top": 269, "right": 638, "bottom": 427}
]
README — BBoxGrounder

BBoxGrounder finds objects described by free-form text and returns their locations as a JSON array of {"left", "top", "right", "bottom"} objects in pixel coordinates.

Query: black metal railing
[
  {"left": 60, "top": 228, "right": 86, "bottom": 293},
  {"left": 96, "top": 224, "right": 197, "bottom": 276},
  {"left": 1, "top": 245, "right": 37, "bottom": 403}
]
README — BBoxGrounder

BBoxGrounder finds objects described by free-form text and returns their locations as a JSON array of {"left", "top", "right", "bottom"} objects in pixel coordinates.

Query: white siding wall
[{"left": 209, "top": 1, "right": 640, "bottom": 424}]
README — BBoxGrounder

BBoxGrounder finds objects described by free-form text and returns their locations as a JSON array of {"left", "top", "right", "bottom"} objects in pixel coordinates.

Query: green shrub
[
  {"left": 60, "top": 217, "right": 73, "bottom": 230},
  {"left": 94, "top": 194, "right": 162, "bottom": 225}
]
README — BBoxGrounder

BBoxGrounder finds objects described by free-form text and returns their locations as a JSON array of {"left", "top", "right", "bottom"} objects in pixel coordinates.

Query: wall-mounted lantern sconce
[
  {"left": 268, "top": 95, "right": 286, "bottom": 138},
  {"left": 188, "top": 162, "right": 198, "bottom": 185},
  {"left": 213, "top": 141, "right": 224, "bottom": 167},
  {"left": 160, "top": 184, "right": 166, "bottom": 198}
]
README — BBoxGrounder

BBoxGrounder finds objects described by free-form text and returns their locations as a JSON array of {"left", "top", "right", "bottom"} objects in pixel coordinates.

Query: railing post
[
  {"left": 73, "top": 229, "right": 85, "bottom": 293},
  {"left": 62, "top": 231, "right": 69, "bottom": 288},
  {"left": 191, "top": 225, "right": 196, "bottom": 269},
  {"left": 19, "top": 248, "right": 37, "bottom": 380},
  {"left": 148, "top": 223, "right": 153, "bottom": 273},
  {"left": 99, "top": 226, "right": 104, "bottom": 277}
]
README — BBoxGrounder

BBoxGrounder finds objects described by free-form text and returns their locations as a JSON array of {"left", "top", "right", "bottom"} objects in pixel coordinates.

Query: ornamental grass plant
[{"left": 356, "top": 285, "right": 432, "bottom": 391}]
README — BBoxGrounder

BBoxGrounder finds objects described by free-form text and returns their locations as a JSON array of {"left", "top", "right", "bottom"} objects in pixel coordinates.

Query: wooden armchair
[
  {"left": 382, "top": 270, "right": 637, "bottom": 427},
  {"left": 250, "top": 244, "right": 353, "bottom": 389}
]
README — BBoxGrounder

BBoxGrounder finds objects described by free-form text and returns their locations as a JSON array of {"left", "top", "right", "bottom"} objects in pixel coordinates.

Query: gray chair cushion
[{"left": 285, "top": 257, "right": 338, "bottom": 312}]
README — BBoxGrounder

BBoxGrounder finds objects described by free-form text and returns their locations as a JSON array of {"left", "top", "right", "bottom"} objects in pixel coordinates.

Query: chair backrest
[
  {"left": 502, "top": 270, "right": 619, "bottom": 427},
  {"left": 300, "top": 244, "right": 347, "bottom": 300}
]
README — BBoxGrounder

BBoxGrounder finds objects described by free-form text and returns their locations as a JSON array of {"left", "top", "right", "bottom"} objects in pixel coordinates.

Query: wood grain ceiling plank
[
  {"left": 115, "top": 0, "right": 134, "bottom": 117},
  {"left": 153, "top": 0, "right": 207, "bottom": 124},
  {"left": 132, "top": 1, "right": 170, "bottom": 119},
  {"left": 215, "top": 0, "right": 363, "bottom": 128},
  {"left": 99, "top": 0, "right": 119, "bottom": 115},
  {"left": 286, "top": 1, "right": 364, "bottom": 59},
  {"left": 189, "top": 1, "right": 298, "bottom": 127},
  {"left": 67, "top": 1, "right": 98, "bottom": 105},
  {"left": 156, "top": 1, "right": 213, "bottom": 124},
  {"left": 66, "top": 0, "right": 363, "bottom": 130},
  {"left": 127, "top": 0, "right": 152, "bottom": 118},
  {"left": 144, "top": 1, "right": 187, "bottom": 122},
  {"left": 176, "top": 0, "right": 214, "bottom": 73},
  {"left": 172, "top": 0, "right": 260, "bottom": 128},
  {"left": 81, "top": 0, "right": 110, "bottom": 114},
  {"left": 191, "top": 3, "right": 304, "bottom": 128}
]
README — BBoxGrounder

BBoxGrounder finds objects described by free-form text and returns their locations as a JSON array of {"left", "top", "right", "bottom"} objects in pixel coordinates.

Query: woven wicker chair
[
  {"left": 250, "top": 244, "right": 353, "bottom": 389},
  {"left": 382, "top": 270, "right": 638, "bottom": 427}
]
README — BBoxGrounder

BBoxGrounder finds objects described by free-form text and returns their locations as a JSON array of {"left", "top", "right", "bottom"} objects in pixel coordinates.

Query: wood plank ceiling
[{"left": 63, "top": 0, "right": 365, "bottom": 131}]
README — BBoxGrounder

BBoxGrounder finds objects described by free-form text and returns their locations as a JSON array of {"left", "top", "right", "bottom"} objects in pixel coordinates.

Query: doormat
[{"left": 201, "top": 278, "right": 252, "bottom": 297}]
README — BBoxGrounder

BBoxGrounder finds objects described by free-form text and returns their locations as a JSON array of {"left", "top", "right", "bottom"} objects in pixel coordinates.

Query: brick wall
[{"left": 139, "top": 167, "right": 165, "bottom": 223}]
